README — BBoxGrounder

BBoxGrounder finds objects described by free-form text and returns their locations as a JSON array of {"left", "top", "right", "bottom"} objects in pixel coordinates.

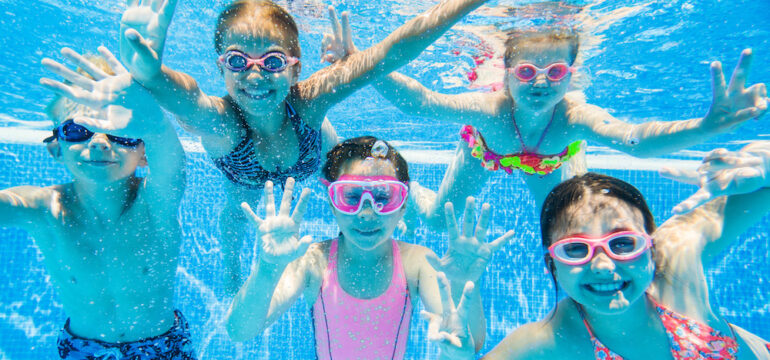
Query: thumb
[
  {"left": 124, "top": 29, "right": 158, "bottom": 60},
  {"left": 659, "top": 166, "right": 700, "bottom": 185}
]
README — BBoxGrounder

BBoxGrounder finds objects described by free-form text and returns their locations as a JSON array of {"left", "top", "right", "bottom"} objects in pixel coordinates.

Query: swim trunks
[
  {"left": 57, "top": 310, "right": 196, "bottom": 360},
  {"left": 578, "top": 298, "right": 738, "bottom": 360},
  {"left": 312, "top": 239, "right": 412, "bottom": 360},
  {"left": 213, "top": 102, "right": 322, "bottom": 189}
]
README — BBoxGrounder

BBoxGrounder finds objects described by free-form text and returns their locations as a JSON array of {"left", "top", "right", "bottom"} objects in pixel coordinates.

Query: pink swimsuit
[
  {"left": 579, "top": 298, "right": 738, "bottom": 360},
  {"left": 312, "top": 239, "right": 412, "bottom": 360}
]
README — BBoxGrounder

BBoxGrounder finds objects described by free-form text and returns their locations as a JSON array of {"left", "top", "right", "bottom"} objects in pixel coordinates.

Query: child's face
[
  {"left": 51, "top": 131, "right": 146, "bottom": 184},
  {"left": 549, "top": 195, "right": 654, "bottom": 315},
  {"left": 506, "top": 43, "right": 573, "bottom": 111},
  {"left": 220, "top": 28, "right": 298, "bottom": 115},
  {"left": 331, "top": 158, "right": 406, "bottom": 251}
]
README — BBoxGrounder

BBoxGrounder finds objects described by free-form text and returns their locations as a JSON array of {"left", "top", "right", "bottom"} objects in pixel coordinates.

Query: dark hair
[
  {"left": 503, "top": 28, "right": 580, "bottom": 68},
  {"left": 539, "top": 172, "right": 656, "bottom": 304},
  {"left": 214, "top": 1, "right": 301, "bottom": 74},
  {"left": 322, "top": 136, "right": 409, "bottom": 183}
]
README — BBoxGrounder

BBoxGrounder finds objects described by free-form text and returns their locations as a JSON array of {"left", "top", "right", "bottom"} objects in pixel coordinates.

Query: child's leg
[{"left": 408, "top": 143, "right": 490, "bottom": 232}]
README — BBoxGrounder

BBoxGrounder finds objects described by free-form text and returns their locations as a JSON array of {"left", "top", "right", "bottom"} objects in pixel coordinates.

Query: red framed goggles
[
  {"left": 321, "top": 175, "right": 408, "bottom": 215},
  {"left": 548, "top": 231, "right": 652, "bottom": 266},
  {"left": 508, "top": 62, "right": 575, "bottom": 82},
  {"left": 218, "top": 50, "right": 298, "bottom": 73}
]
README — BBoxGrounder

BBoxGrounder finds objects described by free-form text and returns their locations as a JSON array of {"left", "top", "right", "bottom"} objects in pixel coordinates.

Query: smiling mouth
[
  {"left": 242, "top": 88, "right": 274, "bottom": 100},
  {"left": 84, "top": 160, "right": 117, "bottom": 166},
  {"left": 583, "top": 281, "right": 629, "bottom": 295},
  {"left": 355, "top": 228, "right": 380, "bottom": 236}
]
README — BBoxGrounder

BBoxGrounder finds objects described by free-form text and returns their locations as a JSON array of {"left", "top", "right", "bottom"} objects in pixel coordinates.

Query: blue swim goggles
[{"left": 44, "top": 119, "right": 143, "bottom": 148}]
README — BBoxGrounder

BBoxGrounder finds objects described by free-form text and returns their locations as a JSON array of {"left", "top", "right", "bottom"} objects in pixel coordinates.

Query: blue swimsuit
[{"left": 213, "top": 102, "right": 322, "bottom": 189}]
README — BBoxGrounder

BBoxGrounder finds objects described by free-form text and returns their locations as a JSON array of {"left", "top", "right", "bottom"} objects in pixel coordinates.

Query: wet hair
[
  {"left": 214, "top": 0, "right": 301, "bottom": 58},
  {"left": 46, "top": 55, "right": 116, "bottom": 126},
  {"left": 539, "top": 172, "right": 656, "bottom": 306},
  {"left": 503, "top": 28, "right": 580, "bottom": 68},
  {"left": 322, "top": 136, "right": 410, "bottom": 183}
]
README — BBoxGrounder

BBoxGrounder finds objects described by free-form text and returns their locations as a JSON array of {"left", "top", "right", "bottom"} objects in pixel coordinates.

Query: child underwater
[
  {"left": 322, "top": 19, "right": 769, "bottom": 230},
  {"left": 425, "top": 142, "right": 770, "bottom": 359},
  {"left": 118, "top": 0, "right": 499, "bottom": 294},
  {"left": 225, "top": 136, "right": 514, "bottom": 359},
  {"left": 0, "top": 47, "right": 194, "bottom": 359}
]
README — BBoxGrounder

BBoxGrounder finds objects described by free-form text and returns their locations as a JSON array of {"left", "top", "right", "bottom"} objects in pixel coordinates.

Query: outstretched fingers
[
  {"left": 291, "top": 188, "right": 312, "bottom": 225},
  {"left": 728, "top": 49, "right": 752, "bottom": 93},
  {"left": 279, "top": 177, "right": 296, "bottom": 217},
  {"left": 61, "top": 47, "right": 110, "bottom": 81},
  {"left": 444, "top": 202, "right": 460, "bottom": 241},
  {"left": 659, "top": 166, "right": 700, "bottom": 185},
  {"left": 341, "top": 11, "right": 354, "bottom": 51},
  {"left": 436, "top": 272, "right": 456, "bottom": 317},
  {"left": 328, "top": 6, "right": 342, "bottom": 43},
  {"left": 488, "top": 230, "right": 515, "bottom": 254},
  {"left": 157, "top": 0, "right": 179, "bottom": 26},
  {"left": 673, "top": 188, "right": 713, "bottom": 215},
  {"left": 264, "top": 181, "right": 276, "bottom": 217},
  {"left": 241, "top": 202, "right": 264, "bottom": 227},
  {"left": 461, "top": 197, "right": 475, "bottom": 239},
  {"left": 474, "top": 202, "right": 491, "bottom": 241},
  {"left": 41, "top": 58, "right": 94, "bottom": 91},
  {"left": 710, "top": 61, "right": 727, "bottom": 105},
  {"left": 97, "top": 46, "right": 128, "bottom": 75}
]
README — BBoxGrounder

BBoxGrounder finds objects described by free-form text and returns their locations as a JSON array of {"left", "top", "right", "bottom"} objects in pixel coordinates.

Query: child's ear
[
  {"left": 46, "top": 140, "right": 62, "bottom": 160},
  {"left": 139, "top": 154, "right": 148, "bottom": 167}
]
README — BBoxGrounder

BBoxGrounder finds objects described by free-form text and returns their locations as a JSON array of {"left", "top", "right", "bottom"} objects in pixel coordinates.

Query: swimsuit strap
[{"left": 511, "top": 107, "right": 557, "bottom": 153}]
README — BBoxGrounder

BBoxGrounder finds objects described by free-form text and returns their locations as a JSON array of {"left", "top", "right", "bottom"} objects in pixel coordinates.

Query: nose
[
  {"left": 532, "top": 73, "right": 549, "bottom": 87},
  {"left": 245, "top": 69, "right": 266, "bottom": 81},
  {"left": 88, "top": 133, "right": 112, "bottom": 151},
  {"left": 356, "top": 200, "right": 377, "bottom": 219},
  {"left": 589, "top": 248, "right": 616, "bottom": 275}
]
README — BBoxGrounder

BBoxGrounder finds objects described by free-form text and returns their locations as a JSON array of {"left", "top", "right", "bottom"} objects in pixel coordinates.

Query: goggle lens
[
  {"left": 52, "top": 120, "right": 142, "bottom": 148},
  {"left": 326, "top": 176, "right": 408, "bottom": 215},
  {"left": 511, "top": 63, "right": 572, "bottom": 82},
  {"left": 549, "top": 232, "right": 651, "bottom": 265},
  {"left": 221, "top": 51, "right": 293, "bottom": 73}
]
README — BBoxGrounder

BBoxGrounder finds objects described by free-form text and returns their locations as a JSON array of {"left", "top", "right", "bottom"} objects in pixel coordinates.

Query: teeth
[
  {"left": 244, "top": 89, "right": 270, "bottom": 98},
  {"left": 588, "top": 281, "right": 625, "bottom": 292}
]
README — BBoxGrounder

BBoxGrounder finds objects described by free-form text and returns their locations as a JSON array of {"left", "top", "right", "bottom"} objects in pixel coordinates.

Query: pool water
[{"left": 0, "top": 0, "right": 768, "bottom": 358}]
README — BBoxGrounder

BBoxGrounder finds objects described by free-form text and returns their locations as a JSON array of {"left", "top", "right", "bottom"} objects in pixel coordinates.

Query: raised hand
[
  {"left": 427, "top": 197, "right": 514, "bottom": 284},
  {"left": 241, "top": 178, "right": 313, "bottom": 267},
  {"left": 320, "top": 6, "right": 357, "bottom": 63},
  {"left": 421, "top": 273, "right": 475, "bottom": 359},
  {"left": 661, "top": 144, "right": 769, "bottom": 214},
  {"left": 702, "top": 49, "right": 769, "bottom": 133},
  {"left": 40, "top": 46, "right": 162, "bottom": 139},
  {"left": 120, "top": 0, "right": 178, "bottom": 83}
]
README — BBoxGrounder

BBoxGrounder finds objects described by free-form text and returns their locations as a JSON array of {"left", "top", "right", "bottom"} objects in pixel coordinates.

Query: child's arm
[
  {"left": 226, "top": 179, "right": 314, "bottom": 342},
  {"left": 571, "top": 50, "right": 768, "bottom": 157},
  {"left": 425, "top": 197, "right": 515, "bottom": 352},
  {"left": 119, "top": 0, "right": 234, "bottom": 142},
  {"left": 0, "top": 186, "right": 49, "bottom": 230},
  {"left": 652, "top": 142, "right": 770, "bottom": 308},
  {"left": 40, "top": 46, "right": 186, "bottom": 205},
  {"left": 320, "top": 11, "right": 495, "bottom": 127},
  {"left": 298, "top": 0, "right": 488, "bottom": 122}
]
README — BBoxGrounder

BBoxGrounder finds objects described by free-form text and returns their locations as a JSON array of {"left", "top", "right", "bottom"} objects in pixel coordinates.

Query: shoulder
[
  {"left": 486, "top": 320, "right": 561, "bottom": 360},
  {"left": 397, "top": 241, "right": 434, "bottom": 267}
]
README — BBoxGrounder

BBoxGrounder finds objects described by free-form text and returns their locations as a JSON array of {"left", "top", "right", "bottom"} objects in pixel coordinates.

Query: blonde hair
[
  {"left": 214, "top": 1, "right": 300, "bottom": 55},
  {"left": 503, "top": 28, "right": 579, "bottom": 68},
  {"left": 45, "top": 55, "right": 116, "bottom": 126}
]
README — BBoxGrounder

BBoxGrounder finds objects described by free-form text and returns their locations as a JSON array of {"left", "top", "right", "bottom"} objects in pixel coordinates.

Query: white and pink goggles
[
  {"left": 548, "top": 231, "right": 652, "bottom": 266},
  {"left": 322, "top": 175, "right": 408, "bottom": 215}
]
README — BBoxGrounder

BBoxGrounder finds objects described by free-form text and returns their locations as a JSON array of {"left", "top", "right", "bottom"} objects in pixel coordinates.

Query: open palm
[{"left": 120, "top": 0, "right": 178, "bottom": 83}]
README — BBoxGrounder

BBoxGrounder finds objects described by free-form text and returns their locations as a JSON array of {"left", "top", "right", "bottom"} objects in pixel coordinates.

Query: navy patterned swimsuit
[{"left": 213, "top": 102, "right": 322, "bottom": 189}]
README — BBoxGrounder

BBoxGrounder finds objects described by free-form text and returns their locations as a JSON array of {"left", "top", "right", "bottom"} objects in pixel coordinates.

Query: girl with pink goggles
[
  {"left": 507, "top": 62, "right": 576, "bottom": 82},
  {"left": 322, "top": 175, "right": 408, "bottom": 215},
  {"left": 548, "top": 230, "right": 652, "bottom": 266}
]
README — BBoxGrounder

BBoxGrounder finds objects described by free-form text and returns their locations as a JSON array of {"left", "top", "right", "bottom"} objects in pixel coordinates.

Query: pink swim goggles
[
  {"left": 218, "top": 50, "right": 298, "bottom": 73},
  {"left": 548, "top": 231, "right": 652, "bottom": 266},
  {"left": 322, "top": 175, "right": 408, "bottom": 215},
  {"left": 508, "top": 62, "right": 575, "bottom": 82}
]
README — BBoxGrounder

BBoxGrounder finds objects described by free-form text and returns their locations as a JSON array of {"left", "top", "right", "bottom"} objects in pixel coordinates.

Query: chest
[
  {"left": 248, "top": 124, "right": 302, "bottom": 171},
  {"left": 477, "top": 111, "right": 576, "bottom": 155}
]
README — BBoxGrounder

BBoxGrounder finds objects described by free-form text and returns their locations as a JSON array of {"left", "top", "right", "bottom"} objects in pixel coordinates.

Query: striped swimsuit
[{"left": 213, "top": 102, "right": 321, "bottom": 189}]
